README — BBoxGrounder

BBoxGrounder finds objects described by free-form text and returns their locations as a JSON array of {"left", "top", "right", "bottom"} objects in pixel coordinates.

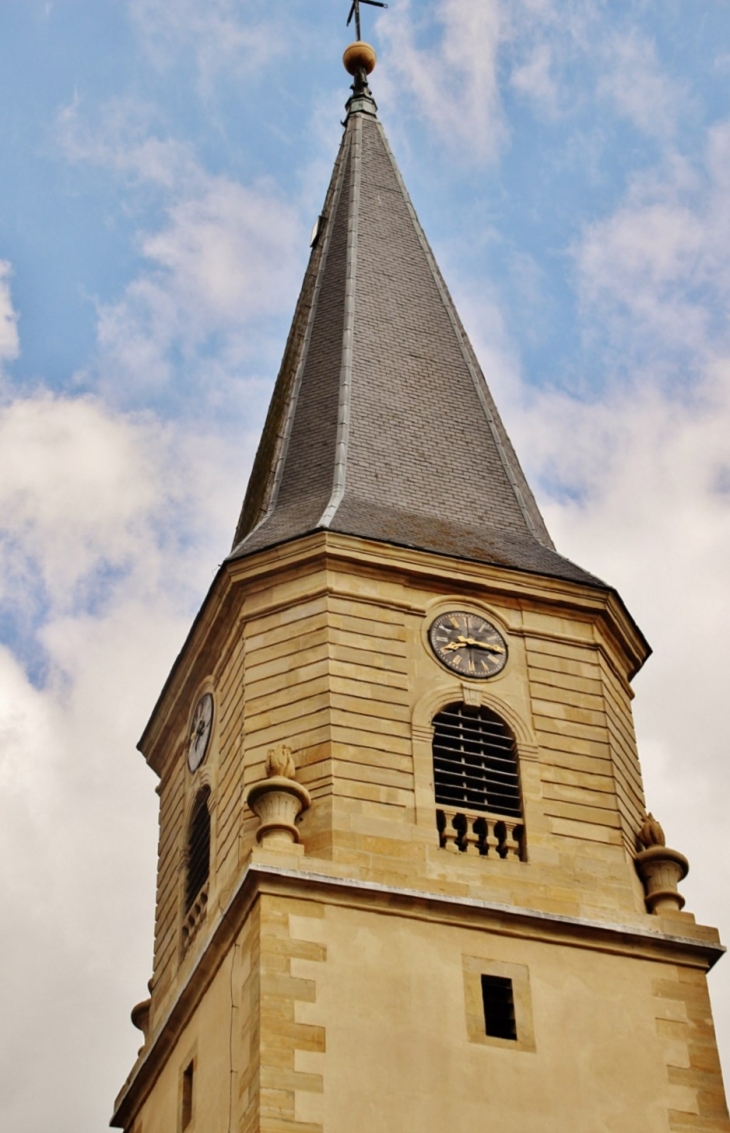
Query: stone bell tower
[{"left": 112, "top": 41, "right": 729, "bottom": 1133}]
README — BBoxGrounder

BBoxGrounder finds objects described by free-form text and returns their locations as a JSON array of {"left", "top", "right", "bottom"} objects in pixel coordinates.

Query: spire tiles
[{"left": 230, "top": 49, "right": 601, "bottom": 590}]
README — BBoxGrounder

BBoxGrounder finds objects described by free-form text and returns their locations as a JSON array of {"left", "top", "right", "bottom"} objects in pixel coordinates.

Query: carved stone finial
[
  {"left": 635, "top": 813, "right": 689, "bottom": 915},
  {"left": 131, "top": 997, "right": 151, "bottom": 1055},
  {"left": 266, "top": 743, "right": 296, "bottom": 780},
  {"left": 343, "top": 40, "right": 377, "bottom": 76},
  {"left": 638, "top": 812, "right": 666, "bottom": 849},
  {"left": 247, "top": 747, "right": 311, "bottom": 847}
]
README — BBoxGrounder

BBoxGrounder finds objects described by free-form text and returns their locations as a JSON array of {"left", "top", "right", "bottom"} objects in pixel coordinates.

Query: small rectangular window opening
[
  {"left": 481, "top": 974, "right": 517, "bottom": 1041},
  {"left": 181, "top": 1060, "right": 194, "bottom": 1129}
]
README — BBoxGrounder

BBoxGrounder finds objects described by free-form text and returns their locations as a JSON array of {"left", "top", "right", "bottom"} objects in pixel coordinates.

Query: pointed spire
[{"left": 230, "top": 59, "right": 601, "bottom": 589}]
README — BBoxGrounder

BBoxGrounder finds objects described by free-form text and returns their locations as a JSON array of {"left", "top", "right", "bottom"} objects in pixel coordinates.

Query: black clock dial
[
  {"left": 187, "top": 692, "right": 214, "bottom": 773},
  {"left": 428, "top": 611, "right": 508, "bottom": 679}
]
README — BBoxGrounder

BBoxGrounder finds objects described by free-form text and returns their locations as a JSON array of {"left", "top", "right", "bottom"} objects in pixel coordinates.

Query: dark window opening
[
  {"left": 432, "top": 702, "right": 521, "bottom": 817},
  {"left": 185, "top": 788, "right": 211, "bottom": 912},
  {"left": 181, "top": 1060, "right": 194, "bottom": 1129},
  {"left": 481, "top": 974, "right": 517, "bottom": 1041}
]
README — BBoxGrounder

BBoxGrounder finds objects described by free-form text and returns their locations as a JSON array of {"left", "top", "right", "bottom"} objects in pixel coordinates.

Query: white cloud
[
  {"left": 575, "top": 122, "right": 730, "bottom": 371},
  {"left": 598, "top": 30, "right": 685, "bottom": 140},
  {"left": 509, "top": 43, "right": 560, "bottom": 117},
  {"left": 0, "top": 389, "right": 253, "bottom": 605},
  {"left": 56, "top": 97, "right": 306, "bottom": 402},
  {"left": 379, "top": 0, "right": 505, "bottom": 162},
  {"left": 92, "top": 174, "right": 304, "bottom": 402},
  {"left": 0, "top": 396, "right": 160, "bottom": 609},
  {"left": 57, "top": 94, "right": 200, "bottom": 189},
  {"left": 0, "top": 80, "right": 297, "bottom": 1123},
  {"left": 0, "top": 384, "right": 252, "bottom": 1131},
  {"left": 140, "top": 177, "right": 303, "bottom": 326},
  {"left": 0, "top": 611, "right": 165, "bottom": 1130},
  {"left": 0, "top": 261, "right": 20, "bottom": 370},
  {"left": 128, "top": 0, "right": 284, "bottom": 90},
  {"left": 377, "top": 2, "right": 684, "bottom": 158}
]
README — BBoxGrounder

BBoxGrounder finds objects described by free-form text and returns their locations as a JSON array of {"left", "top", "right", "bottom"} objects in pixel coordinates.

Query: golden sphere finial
[{"left": 343, "top": 41, "right": 377, "bottom": 76}]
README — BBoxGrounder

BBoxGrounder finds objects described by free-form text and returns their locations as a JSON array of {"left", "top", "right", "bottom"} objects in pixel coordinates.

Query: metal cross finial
[{"left": 347, "top": 0, "right": 387, "bottom": 42}]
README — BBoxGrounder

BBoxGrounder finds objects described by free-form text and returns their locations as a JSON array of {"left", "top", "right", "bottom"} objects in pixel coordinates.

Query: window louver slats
[
  {"left": 432, "top": 703, "right": 522, "bottom": 817},
  {"left": 185, "top": 789, "right": 211, "bottom": 911}
]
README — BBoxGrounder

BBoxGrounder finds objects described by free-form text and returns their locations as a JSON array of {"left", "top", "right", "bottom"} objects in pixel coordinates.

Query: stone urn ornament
[
  {"left": 130, "top": 998, "right": 150, "bottom": 1051},
  {"left": 246, "top": 745, "right": 311, "bottom": 846},
  {"left": 635, "top": 812, "right": 689, "bottom": 914}
]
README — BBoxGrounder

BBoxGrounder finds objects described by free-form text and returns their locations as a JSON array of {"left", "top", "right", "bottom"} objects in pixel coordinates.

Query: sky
[{"left": 1, "top": 1, "right": 729, "bottom": 1128}]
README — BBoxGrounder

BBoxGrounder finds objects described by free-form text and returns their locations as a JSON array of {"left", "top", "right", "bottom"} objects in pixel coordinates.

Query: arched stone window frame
[
  {"left": 178, "top": 682, "right": 219, "bottom": 959},
  {"left": 180, "top": 680, "right": 219, "bottom": 844},
  {"left": 181, "top": 730, "right": 219, "bottom": 872},
  {"left": 412, "top": 681, "right": 540, "bottom": 842},
  {"left": 184, "top": 784, "right": 213, "bottom": 910}
]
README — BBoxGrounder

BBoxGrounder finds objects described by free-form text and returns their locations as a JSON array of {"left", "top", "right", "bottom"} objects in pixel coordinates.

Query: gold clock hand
[{"left": 462, "top": 637, "right": 505, "bottom": 653}]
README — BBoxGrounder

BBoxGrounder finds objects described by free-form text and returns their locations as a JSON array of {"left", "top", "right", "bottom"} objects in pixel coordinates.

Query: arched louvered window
[
  {"left": 432, "top": 702, "right": 524, "bottom": 859},
  {"left": 185, "top": 787, "right": 211, "bottom": 912}
]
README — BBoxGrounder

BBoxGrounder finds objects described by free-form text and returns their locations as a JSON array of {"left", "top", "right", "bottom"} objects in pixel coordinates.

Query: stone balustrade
[
  {"left": 181, "top": 881, "right": 208, "bottom": 953},
  {"left": 437, "top": 807, "right": 525, "bottom": 861}
]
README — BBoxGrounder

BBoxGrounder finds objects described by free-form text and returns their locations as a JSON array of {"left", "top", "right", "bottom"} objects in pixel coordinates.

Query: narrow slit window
[
  {"left": 481, "top": 974, "right": 517, "bottom": 1041},
  {"left": 181, "top": 1060, "right": 194, "bottom": 1129}
]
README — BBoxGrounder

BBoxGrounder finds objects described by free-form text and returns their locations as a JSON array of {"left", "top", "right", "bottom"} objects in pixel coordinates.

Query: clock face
[
  {"left": 187, "top": 693, "right": 214, "bottom": 773},
  {"left": 428, "top": 611, "right": 508, "bottom": 680}
]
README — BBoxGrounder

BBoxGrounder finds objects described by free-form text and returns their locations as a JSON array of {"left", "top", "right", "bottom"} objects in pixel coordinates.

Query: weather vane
[{"left": 347, "top": 0, "right": 387, "bottom": 42}]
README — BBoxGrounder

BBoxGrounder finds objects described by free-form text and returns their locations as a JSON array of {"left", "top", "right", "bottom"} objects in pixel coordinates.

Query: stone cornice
[
  {"left": 138, "top": 531, "right": 650, "bottom": 775},
  {"left": 110, "top": 861, "right": 724, "bottom": 1129}
]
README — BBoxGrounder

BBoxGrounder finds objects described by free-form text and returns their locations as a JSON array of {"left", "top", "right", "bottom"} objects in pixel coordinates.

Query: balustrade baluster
[
  {"left": 463, "top": 815, "right": 480, "bottom": 855},
  {"left": 485, "top": 819, "right": 500, "bottom": 857},
  {"left": 436, "top": 809, "right": 525, "bottom": 861},
  {"left": 441, "top": 810, "right": 460, "bottom": 854},
  {"left": 501, "top": 821, "right": 521, "bottom": 860}
]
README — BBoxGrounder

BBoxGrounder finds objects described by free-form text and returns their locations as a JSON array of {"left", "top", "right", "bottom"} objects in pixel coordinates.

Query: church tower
[{"left": 112, "top": 40, "right": 729, "bottom": 1133}]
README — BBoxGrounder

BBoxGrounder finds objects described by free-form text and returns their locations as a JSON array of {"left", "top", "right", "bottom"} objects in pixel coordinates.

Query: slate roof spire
[{"left": 229, "top": 46, "right": 601, "bottom": 588}]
